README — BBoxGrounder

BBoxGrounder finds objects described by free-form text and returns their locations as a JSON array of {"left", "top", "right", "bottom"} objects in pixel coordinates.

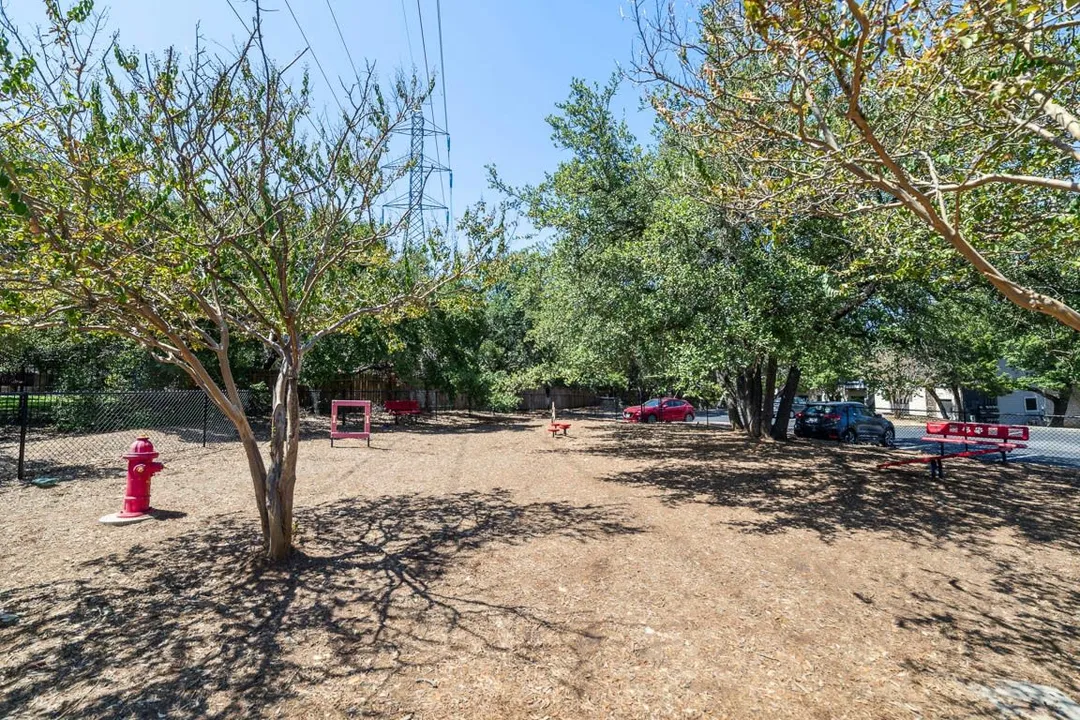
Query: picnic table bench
[
  {"left": 547, "top": 422, "right": 571, "bottom": 438},
  {"left": 385, "top": 399, "right": 423, "bottom": 423},
  {"left": 877, "top": 421, "right": 1029, "bottom": 479}
]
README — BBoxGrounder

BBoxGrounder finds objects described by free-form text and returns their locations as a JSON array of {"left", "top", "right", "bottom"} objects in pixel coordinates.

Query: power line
[
  {"left": 282, "top": 0, "right": 344, "bottom": 113},
  {"left": 415, "top": 0, "right": 447, "bottom": 210},
  {"left": 382, "top": 1, "right": 452, "bottom": 241},
  {"left": 224, "top": 0, "right": 251, "bottom": 33},
  {"left": 399, "top": 0, "right": 416, "bottom": 70},
  {"left": 415, "top": 0, "right": 433, "bottom": 86},
  {"left": 435, "top": 0, "right": 453, "bottom": 233},
  {"left": 436, "top": 0, "right": 450, "bottom": 134},
  {"left": 324, "top": 0, "right": 359, "bottom": 81}
]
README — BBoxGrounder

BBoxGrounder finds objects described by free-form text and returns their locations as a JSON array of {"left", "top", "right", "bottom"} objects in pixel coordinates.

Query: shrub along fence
[
  {"left": 0, "top": 390, "right": 249, "bottom": 482},
  {"left": 296, "top": 386, "right": 599, "bottom": 416}
]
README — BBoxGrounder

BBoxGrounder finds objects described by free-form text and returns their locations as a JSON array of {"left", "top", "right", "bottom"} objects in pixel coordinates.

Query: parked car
[
  {"left": 773, "top": 395, "right": 809, "bottom": 418},
  {"left": 794, "top": 402, "right": 895, "bottom": 445},
  {"left": 622, "top": 397, "right": 696, "bottom": 423}
]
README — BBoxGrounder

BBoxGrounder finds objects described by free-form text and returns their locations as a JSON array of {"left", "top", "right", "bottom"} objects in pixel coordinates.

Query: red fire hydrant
[{"left": 99, "top": 436, "right": 165, "bottom": 525}]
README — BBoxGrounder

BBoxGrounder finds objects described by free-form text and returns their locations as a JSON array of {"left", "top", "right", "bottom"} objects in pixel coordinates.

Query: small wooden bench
[
  {"left": 547, "top": 422, "right": 571, "bottom": 438},
  {"left": 878, "top": 421, "right": 1029, "bottom": 478},
  {"left": 385, "top": 399, "right": 423, "bottom": 423}
]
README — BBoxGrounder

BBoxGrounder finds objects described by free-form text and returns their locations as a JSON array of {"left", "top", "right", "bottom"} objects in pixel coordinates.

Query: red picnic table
[
  {"left": 385, "top": 399, "right": 423, "bottom": 423},
  {"left": 547, "top": 422, "right": 571, "bottom": 438},
  {"left": 877, "top": 421, "right": 1029, "bottom": 479}
]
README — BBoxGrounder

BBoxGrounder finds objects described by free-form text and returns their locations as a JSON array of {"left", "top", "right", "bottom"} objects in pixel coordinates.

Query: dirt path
[{"left": 2, "top": 415, "right": 1078, "bottom": 718}]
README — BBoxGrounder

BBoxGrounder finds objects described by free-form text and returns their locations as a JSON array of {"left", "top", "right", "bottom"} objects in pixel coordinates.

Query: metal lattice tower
[{"left": 384, "top": 111, "right": 449, "bottom": 248}]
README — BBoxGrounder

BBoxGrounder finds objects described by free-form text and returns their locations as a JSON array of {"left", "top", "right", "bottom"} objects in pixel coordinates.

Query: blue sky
[{"left": 6, "top": 0, "right": 659, "bottom": 246}]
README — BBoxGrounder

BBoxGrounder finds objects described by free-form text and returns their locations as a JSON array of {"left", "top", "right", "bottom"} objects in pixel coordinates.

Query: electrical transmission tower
[{"left": 383, "top": 110, "right": 450, "bottom": 248}]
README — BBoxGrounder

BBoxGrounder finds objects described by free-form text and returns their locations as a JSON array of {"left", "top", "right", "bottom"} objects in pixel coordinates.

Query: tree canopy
[
  {"left": 635, "top": 0, "right": 1080, "bottom": 330},
  {"left": 0, "top": 2, "right": 499, "bottom": 559}
]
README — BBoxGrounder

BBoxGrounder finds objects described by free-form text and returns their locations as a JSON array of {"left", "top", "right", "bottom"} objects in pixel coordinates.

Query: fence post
[
  {"left": 17, "top": 391, "right": 28, "bottom": 481},
  {"left": 202, "top": 391, "right": 209, "bottom": 447}
]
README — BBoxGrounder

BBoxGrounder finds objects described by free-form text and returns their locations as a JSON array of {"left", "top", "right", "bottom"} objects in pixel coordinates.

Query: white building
[
  {"left": 873, "top": 387, "right": 1053, "bottom": 424},
  {"left": 868, "top": 357, "right": 1080, "bottom": 425}
]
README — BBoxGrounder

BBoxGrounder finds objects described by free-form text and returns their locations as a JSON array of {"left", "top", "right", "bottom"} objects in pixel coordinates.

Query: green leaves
[
  {"left": 0, "top": 170, "right": 29, "bottom": 216},
  {"left": 642, "top": 0, "right": 1080, "bottom": 330},
  {"left": 0, "top": 33, "right": 37, "bottom": 96},
  {"left": 66, "top": 0, "right": 94, "bottom": 23},
  {"left": 502, "top": 77, "right": 906, "bottom": 399},
  {"left": 0, "top": 0, "right": 497, "bottom": 393}
]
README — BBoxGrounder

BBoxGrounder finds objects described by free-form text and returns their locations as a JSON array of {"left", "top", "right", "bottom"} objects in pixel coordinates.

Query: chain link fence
[
  {"left": 560, "top": 399, "right": 1080, "bottom": 468},
  {"left": 296, "top": 387, "right": 602, "bottom": 419},
  {"left": 562, "top": 396, "right": 731, "bottom": 426},
  {"left": 0, "top": 385, "right": 606, "bottom": 482},
  {"left": 0, "top": 390, "right": 250, "bottom": 482}
]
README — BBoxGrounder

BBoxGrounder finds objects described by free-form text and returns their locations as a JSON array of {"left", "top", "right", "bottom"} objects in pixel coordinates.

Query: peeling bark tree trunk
[
  {"left": 236, "top": 422, "right": 270, "bottom": 544},
  {"left": 264, "top": 363, "right": 301, "bottom": 561}
]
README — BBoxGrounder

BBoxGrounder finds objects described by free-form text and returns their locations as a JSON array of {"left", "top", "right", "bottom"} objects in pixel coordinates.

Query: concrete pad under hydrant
[{"left": 99, "top": 512, "right": 153, "bottom": 526}]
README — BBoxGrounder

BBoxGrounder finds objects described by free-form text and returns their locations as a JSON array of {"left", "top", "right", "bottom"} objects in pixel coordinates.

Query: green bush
[
  {"left": 51, "top": 394, "right": 106, "bottom": 432},
  {"left": 247, "top": 382, "right": 272, "bottom": 416}
]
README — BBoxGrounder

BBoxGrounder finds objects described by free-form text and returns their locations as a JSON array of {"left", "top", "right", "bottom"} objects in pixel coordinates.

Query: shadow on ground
[
  {"left": 0, "top": 489, "right": 640, "bottom": 718},
  {"left": 896, "top": 557, "right": 1080, "bottom": 703},
  {"left": 579, "top": 423, "right": 1080, "bottom": 552},
  {"left": 579, "top": 422, "right": 1080, "bottom": 706}
]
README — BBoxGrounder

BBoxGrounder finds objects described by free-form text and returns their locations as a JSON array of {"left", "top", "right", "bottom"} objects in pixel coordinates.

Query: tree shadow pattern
[
  {"left": 581, "top": 424, "right": 1080, "bottom": 551},
  {"left": 579, "top": 423, "right": 1080, "bottom": 707},
  {"left": 0, "top": 489, "right": 641, "bottom": 718}
]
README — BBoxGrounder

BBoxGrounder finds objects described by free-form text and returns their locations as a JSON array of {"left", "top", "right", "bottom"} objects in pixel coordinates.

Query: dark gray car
[{"left": 793, "top": 402, "right": 895, "bottom": 445}]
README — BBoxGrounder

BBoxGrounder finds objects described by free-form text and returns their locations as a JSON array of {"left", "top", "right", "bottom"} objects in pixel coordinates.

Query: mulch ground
[{"left": 1, "top": 414, "right": 1078, "bottom": 719}]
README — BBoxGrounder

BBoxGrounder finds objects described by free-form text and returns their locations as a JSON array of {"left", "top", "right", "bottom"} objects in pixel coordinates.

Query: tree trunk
[
  {"left": 762, "top": 355, "right": 778, "bottom": 433},
  {"left": 951, "top": 385, "right": 967, "bottom": 421},
  {"left": 728, "top": 396, "right": 746, "bottom": 430},
  {"left": 719, "top": 374, "right": 743, "bottom": 430},
  {"left": 237, "top": 420, "right": 270, "bottom": 545},
  {"left": 737, "top": 363, "right": 764, "bottom": 439},
  {"left": 750, "top": 364, "right": 764, "bottom": 438},
  {"left": 770, "top": 365, "right": 801, "bottom": 441},
  {"left": 265, "top": 364, "right": 300, "bottom": 561},
  {"left": 1046, "top": 387, "right": 1072, "bottom": 428},
  {"left": 926, "top": 387, "right": 950, "bottom": 419}
]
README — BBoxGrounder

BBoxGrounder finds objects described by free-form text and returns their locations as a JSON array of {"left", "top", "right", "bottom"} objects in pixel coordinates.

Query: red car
[{"left": 622, "top": 397, "right": 696, "bottom": 423}]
